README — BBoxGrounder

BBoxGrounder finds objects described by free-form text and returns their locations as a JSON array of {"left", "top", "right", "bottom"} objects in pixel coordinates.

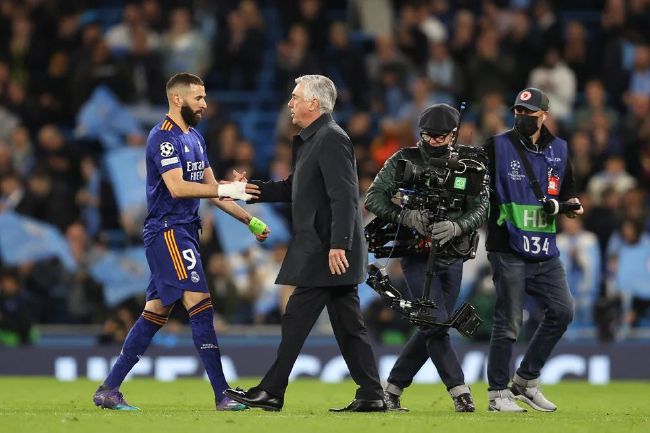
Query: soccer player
[{"left": 93, "top": 72, "right": 268, "bottom": 411}]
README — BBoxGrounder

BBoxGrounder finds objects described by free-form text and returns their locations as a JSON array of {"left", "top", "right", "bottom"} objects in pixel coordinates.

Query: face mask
[
  {"left": 514, "top": 114, "right": 540, "bottom": 137},
  {"left": 181, "top": 104, "right": 200, "bottom": 126},
  {"left": 427, "top": 144, "right": 449, "bottom": 157}
]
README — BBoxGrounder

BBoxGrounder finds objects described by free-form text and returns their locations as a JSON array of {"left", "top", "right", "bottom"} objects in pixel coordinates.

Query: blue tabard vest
[{"left": 493, "top": 131, "right": 569, "bottom": 260}]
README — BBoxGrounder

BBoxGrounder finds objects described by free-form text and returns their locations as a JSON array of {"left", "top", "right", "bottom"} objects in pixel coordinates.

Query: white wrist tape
[{"left": 218, "top": 181, "right": 252, "bottom": 201}]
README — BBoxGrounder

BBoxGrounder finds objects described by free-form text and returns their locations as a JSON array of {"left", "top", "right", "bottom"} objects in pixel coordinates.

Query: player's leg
[
  {"left": 93, "top": 297, "right": 172, "bottom": 410},
  {"left": 169, "top": 224, "right": 247, "bottom": 411},
  {"left": 182, "top": 290, "right": 245, "bottom": 411}
]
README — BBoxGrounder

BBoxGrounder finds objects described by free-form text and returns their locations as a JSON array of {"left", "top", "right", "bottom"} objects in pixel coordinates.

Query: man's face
[
  {"left": 514, "top": 106, "right": 545, "bottom": 128},
  {"left": 288, "top": 83, "right": 316, "bottom": 128},
  {"left": 420, "top": 131, "right": 453, "bottom": 148},
  {"left": 179, "top": 83, "right": 207, "bottom": 126}
]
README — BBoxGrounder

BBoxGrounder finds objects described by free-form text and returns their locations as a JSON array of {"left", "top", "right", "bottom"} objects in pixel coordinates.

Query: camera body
[{"left": 366, "top": 144, "right": 488, "bottom": 258}]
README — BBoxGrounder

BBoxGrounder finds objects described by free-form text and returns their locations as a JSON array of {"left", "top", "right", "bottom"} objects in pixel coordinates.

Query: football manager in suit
[{"left": 225, "top": 74, "right": 386, "bottom": 412}]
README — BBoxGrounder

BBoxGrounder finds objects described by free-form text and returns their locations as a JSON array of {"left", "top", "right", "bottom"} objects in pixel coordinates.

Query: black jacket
[{"left": 250, "top": 113, "right": 367, "bottom": 287}]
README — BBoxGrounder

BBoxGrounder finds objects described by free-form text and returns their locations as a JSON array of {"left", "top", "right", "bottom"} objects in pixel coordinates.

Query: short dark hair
[{"left": 166, "top": 72, "right": 204, "bottom": 93}]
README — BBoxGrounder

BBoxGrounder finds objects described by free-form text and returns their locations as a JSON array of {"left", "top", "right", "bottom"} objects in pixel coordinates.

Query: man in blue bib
[{"left": 484, "top": 88, "right": 583, "bottom": 412}]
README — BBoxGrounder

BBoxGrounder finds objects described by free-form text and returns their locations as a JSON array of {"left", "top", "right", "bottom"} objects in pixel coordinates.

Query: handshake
[
  {"left": 217, "top": 181, "right": 255, "bottom": 201},
  {"left": 401, "top": 209, "right": 461, "bottom": 246}
]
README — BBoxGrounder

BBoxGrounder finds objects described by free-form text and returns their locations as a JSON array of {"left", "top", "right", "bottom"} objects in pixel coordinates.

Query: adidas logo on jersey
[{"left": 184, "top": 145, "right": 190, "bottom": 152}]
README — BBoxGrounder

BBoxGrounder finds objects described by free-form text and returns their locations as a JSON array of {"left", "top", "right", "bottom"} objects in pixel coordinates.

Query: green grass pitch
[{"left": 0, "top": 378, "right": 648, "bottom": 433}]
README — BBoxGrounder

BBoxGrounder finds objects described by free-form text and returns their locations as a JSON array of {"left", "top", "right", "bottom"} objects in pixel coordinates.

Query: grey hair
[{"left": 295, "top": 75, "right": 337, "bottom": 114}]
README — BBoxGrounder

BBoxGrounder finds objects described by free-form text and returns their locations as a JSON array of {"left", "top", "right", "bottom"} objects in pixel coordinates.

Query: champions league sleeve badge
[{"left": 160, "top": 142, "right": 175, "bottom": 157}]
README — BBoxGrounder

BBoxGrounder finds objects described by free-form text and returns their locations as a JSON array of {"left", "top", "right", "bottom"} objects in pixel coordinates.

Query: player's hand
[
  {"left": 233, "top": 169, "right": 247, "bottom": 182},
  {"left": 231, "top": 170, "right": 260, "bottom": 199},
  {"left": 255, "top": 226, "right": 271, "bottom": 242},
  {"left": 328, "top": 249, "right": 349, "bottom": 275},
  {"left": 217, "top": 180, "right": 260, "bottom": 200},
  {"left": 565, "top": 197, "right": 584, "bottom": 218}
]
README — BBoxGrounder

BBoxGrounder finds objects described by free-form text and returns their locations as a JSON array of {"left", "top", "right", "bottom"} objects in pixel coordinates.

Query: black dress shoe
[
  {"left": 329, "top": 399, "right": 387, "bottom": 412},
  {"left": 224, "top": 386, "right": 283, "bottom": 411}
]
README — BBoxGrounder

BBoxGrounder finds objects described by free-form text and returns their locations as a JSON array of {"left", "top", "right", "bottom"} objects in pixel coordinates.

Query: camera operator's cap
[
  {"left": 418, "top": 103, "right": 460, "bottom": 135},
  {"left": 511, "top": 87, "right": 550, "bottom": 112}
]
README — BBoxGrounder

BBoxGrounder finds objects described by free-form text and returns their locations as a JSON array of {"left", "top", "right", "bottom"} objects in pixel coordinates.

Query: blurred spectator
[
  {"left": 0, "top": 171, "right": 24, "bottom": 212},
  {"left": 394, "top": 3, "right": 429, "bottom": 69},
  {"left": 369, "top": 118, "right": 411, "bottom": 167},
  {"left": 583, "top": 187, "right": 623, "bottom": 266},
  {"left": 621, "top": 93, "right": 650, "bottom": 177},
  {"left": 0, "top": 268, "right": 34, "bottom": 346},
  {"left": 528, "top": 47, "right": 576, "bottom": 124},
  {"left": 291, "top": 0, "right": 329, "bottom": 54},
  {"left": 98, "top": 305, "right": 136, "bottom": 345},
  {"left": 398, "top": 76, "right": 437, "bottom": 137},
  {"left": 105, "top": 2, "right": 160, "bottom": 54},
  {"left": 370, "top": 62, "right": 410, "bottom": 117},
  {"left": 568, "top": 131, "right": 595, "bottom": 192},
  {"left": 504, "top": 9, "right": 541, "bottom": 91},
  {"left": 162, "top": 7, "right": 211, "bottom": 78},
  {"left": 425, "top": 40, "right": 462, "bottom": 105},
  {"left": 574, "top": 79, "right": 620, "bottom": 132},
  {"left": 213, "top": 0, "right": 265, "bottom": 90},
  {"left": 7, "top": 126, "right": 33, "bottom": 176},
  {"left": 70, "top": 38, "right": 135, "bottom": 111},
  {"left": 275, "top": 23, "right": 320, "bottom": 95},
  {"left": 562, "top": 20, "right": 595, "bottom": 91},
  {"left": 465, "top": 28, "right": 514, "bottom": 104},
  {"left": 628, "top": 44, "right": 650, "bottom": 97},
  {"left": 586, "top": 154, "right": 637, "bottom": 206},
  {"left": 64, "top": 222, "right": 104, "bottom": 323},
  {"left": 366, "top": 34, "right": 410, "bottom": 88},
  {"left": 557, "top": 216, "right": 601, "bottom": 326},
  {"left": 324, "top": 21, "right": 369, "bottom": 110},
  {"left": 531, "top": 0, "right": 562, "bottom": 51},
  {"left": 448, "top": 9, "right": 475, "bottom": 71},
  {"left": 208, "top": 121, "right": 240, "bottom": 178},
  {"left": 347, "top": 0, "right": 393, "bottom": 36},
  {"left": 124, "top": 26, "right": 165, "bottom": 105},
  {"left": 609, "top": 218, "right": 650, "bottom": 328},
  {"left": 2, "top": 10, "right": 49, "bottom": 90}
]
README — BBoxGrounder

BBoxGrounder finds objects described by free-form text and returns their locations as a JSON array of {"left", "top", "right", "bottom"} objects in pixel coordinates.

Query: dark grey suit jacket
[{"left": 250, "top": 113, "right": 367, "bottom": 287}]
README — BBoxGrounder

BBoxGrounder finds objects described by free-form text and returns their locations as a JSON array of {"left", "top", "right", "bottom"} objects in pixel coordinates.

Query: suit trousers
[{"left": 259, "top": 285, "right": 383, "bottom": 400}]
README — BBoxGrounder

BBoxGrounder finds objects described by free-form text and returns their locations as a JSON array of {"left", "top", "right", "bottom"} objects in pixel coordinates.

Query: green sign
[
  {"left": 497, "top": 203, "right": 557, "bottom": 233},
  {"left": 453, "top": 176, "right": 467, "bottom": 190}
]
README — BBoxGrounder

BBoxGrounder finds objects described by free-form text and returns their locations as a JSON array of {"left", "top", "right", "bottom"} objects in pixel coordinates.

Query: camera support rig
[{"left": 366, "top": 264, "right": 483, "bottom": 338}]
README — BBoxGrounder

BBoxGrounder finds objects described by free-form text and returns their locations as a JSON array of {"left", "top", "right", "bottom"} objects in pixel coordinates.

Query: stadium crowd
[{"left": 1, "top": 0, "right": 649, "bottom": 346}]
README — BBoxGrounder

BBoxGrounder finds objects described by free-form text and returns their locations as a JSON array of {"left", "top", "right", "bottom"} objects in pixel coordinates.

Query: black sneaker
[
  {"left": 452, "top": 393, "right": 476, "bottom": 412},
  {"left": 383, "top": 390, "right": 409, "bottom": 412}
]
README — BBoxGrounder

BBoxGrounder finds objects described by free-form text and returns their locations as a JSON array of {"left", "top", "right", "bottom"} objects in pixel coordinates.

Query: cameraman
[
  {"left": 484, "top": 88, "right": 583, "bottom": 412},
  {"left": 365, "top": 104, "right": 489, "bottom": 412}
]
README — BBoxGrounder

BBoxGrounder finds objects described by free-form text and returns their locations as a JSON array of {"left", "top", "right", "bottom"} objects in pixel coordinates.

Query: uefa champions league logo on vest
[{"left": 508, "top": 160, "right": 526, "bottom": 181}]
